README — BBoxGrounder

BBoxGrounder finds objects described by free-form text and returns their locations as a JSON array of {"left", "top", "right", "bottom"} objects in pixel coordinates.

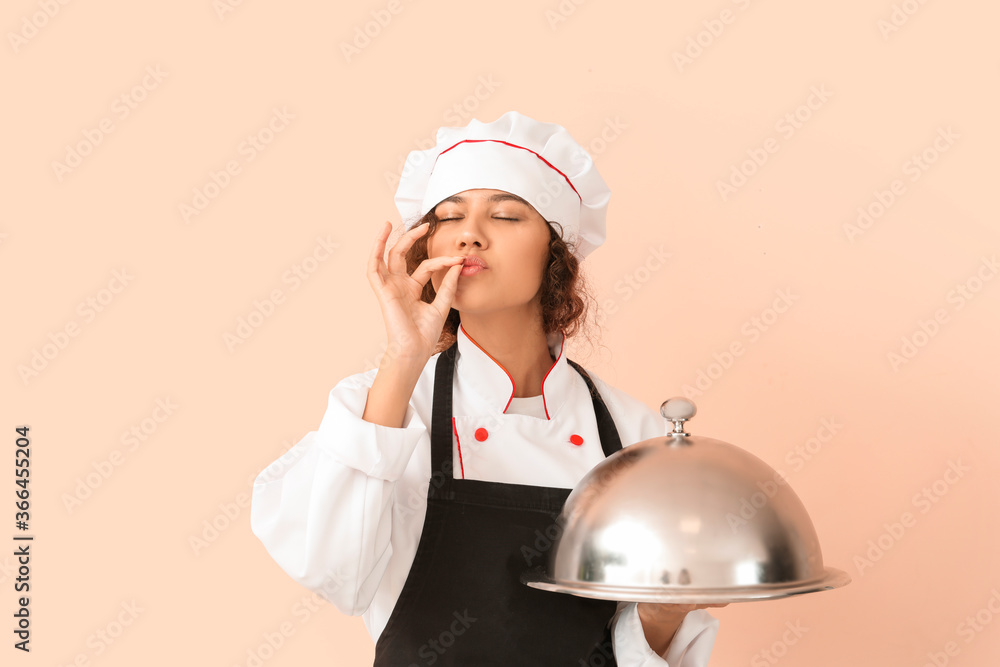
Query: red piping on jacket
[
  {"left": 538, "top": 333, "right": 566, "bottom": 420},
  {"left": 452, "top": 417, "right": 465, "bottom": 479},
  {"left": 459, "top": 323, "right": 565, "bottom": 420},
  {"left": 438, "top": 139, "right": 582, "bottom": 201}
]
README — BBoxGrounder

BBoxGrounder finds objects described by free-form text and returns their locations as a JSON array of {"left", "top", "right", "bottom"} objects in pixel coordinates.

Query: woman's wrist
[
  {"left": 636, "top": 603, "right": 687, "bottom": 655},
  {"left": 362, "top": 355, "right": 425, "bottom": 428}
]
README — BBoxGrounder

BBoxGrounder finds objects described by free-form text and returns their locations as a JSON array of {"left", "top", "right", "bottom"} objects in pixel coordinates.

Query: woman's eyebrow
[{"left": 440, "top": 193, "right": 530, "bottom": 206}]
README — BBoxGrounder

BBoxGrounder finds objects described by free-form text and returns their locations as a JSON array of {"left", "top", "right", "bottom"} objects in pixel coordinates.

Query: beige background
[{"left": 3, "top": 0, "right": 999, "bottom": 665}]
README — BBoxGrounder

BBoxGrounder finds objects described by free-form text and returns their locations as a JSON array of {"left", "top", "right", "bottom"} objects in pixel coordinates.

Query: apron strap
[
  {"left": 566, "top": 358, "right": 624, "bottom": 459},
  {"left": 430, "top": 342, "right": 459, "bottom": 482}
]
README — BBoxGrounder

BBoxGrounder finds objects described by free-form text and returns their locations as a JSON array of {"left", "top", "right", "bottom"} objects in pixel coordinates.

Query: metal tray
[{"left": 521, "top": 567, "right": 852, "bottom": 604}]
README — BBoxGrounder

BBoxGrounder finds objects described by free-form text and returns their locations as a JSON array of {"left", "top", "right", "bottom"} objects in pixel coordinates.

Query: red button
[
  {"left": 475, "top": 428, "right": 489, "bottom": 441},
  {"left": 570, "top": 434, "right": 583, "bottom": 446}
]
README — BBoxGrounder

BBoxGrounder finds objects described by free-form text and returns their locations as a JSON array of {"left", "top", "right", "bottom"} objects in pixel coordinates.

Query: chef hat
[{"left": 393, "top": 110, "right": 611, "bottom": 260}]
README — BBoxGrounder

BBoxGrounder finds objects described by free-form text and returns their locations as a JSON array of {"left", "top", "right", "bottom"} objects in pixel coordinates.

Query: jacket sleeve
[
  {"left": 250, "top": 368, "right": 429, "bottom": 615},
  {"left": 611, "top": 602, "right": 720, "bottom": 666}
]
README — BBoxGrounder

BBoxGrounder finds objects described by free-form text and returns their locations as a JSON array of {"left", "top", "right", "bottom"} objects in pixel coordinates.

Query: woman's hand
[
  {"left": 635, "top": 602, "right": 729, "bottom": 656},
  {"left": 367, "top": 220, "right": 465, "bottom": 366}
]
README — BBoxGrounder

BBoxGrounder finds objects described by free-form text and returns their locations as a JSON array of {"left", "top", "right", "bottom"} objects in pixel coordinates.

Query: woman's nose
[{"left": 452, "top": 215, "right": 487, "bottom": 248}]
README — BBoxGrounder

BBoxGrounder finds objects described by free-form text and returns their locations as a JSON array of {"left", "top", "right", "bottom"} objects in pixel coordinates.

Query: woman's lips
[{"left": 460, "top": 256, "right": 487, "bottom": 276}]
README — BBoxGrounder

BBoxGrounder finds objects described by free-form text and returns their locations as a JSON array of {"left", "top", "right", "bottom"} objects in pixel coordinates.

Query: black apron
[{"left": 373, "top": 342, "right": 623, "bottom": 666}]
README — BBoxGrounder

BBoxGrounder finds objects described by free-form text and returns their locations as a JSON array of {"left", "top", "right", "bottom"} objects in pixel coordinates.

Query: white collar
[{"left": 455, "top": 322, "right": 572, "bottom": 421}]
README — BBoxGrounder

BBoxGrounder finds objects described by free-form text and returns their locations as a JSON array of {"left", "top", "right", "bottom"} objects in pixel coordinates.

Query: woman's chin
[{"left": 451, "top": 296, "right": 495, "bottom": 315}]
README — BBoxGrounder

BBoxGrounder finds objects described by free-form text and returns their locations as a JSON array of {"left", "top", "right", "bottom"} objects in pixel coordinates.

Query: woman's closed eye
[{"left": 438, "top": 216, "right": 520, "bottom": 222}]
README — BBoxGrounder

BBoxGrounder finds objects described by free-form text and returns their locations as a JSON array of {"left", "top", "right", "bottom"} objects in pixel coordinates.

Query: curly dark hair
[{"left": 402, "top": 207, "right": 602, "bottom": 357}]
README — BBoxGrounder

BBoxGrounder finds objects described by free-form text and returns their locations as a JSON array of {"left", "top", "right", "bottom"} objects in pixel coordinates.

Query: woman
[{"left": 251, "top": 111, "right": 722, "bottom": 665}]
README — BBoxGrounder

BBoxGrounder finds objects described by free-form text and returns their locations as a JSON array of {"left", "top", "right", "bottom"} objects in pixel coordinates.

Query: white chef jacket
[{"left": 251, "top": 324, "right": 720, "bottom": 666}]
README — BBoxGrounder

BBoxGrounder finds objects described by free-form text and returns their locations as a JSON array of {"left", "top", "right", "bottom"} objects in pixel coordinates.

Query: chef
[{"left": 251, "top": 111, "right": 721, "bottom": 665}]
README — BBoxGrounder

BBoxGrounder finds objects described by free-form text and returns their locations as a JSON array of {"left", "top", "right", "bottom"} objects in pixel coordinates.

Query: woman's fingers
[
  {"left": 386, "top": 222, "right": 429, "bottom": 276},
  {"left": 367, "top": 220, "right": 392, "bottom": 290},
  {"left": 369, "top": 221, "right": 460, "bottom": 347},
  {"left": 638, "top": 602, "right": 729, "bottom": 620},
  {"left": 430, "top": 262, "right": 463, "bottom": 315},
  {"left": 410, "top": 255, "right": 464, "bottom": 287}
]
